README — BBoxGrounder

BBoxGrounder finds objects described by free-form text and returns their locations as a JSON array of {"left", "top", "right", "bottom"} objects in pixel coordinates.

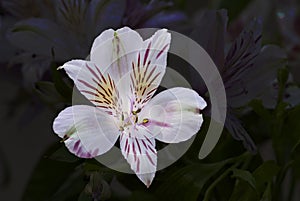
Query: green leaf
[
  {"left": 253, "top": 161, "right": 280, "bottom": 191},
  {"left": 78, "top": 191, "right": 91, "bottom": 201},
  {"left": 22, "top": 156, "right": 81, "bottom": 201},
  {"left": 229, "top": 161, "right": 280, "bottom": 201},
  {"left": 277, "top": 68, "right": 289, "bottom": 90},
  {"left": 51, "top": 62, "right": 72, "bottom": 102},
  {"left": 129, "top": 191, "right": 157, "bottom": 201},
  {"left": 229, "top": 180, "right": 257, "bottom": 201},
  {"left": 155, "top": 160, "right": 229, "bottom": 201},
  {"left": 261, "top": 182, "right": 272, "bottom": 201},
  {"left": 292, "top": 138, "right": 300, "bottom": 159},
  {"left": 249, "top": 100, "right": 272, "bottom": 121},
  {"left": 281, "top": 104, "right": 300, "bottom": 160},
  {"left": 231, "top": 169, "right": 257, "bottom": 190},
  {"left": 48, "top": 166, "right": 86, "bottom": 201},
  {"left": 34, "top": 81, "right": 64, "bottom": 104}
]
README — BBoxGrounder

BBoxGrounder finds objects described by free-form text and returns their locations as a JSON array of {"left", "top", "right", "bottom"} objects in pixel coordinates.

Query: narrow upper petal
[
  {"left": 90, "top": 27, "right": 144, "bottom": 80},
  {"left": 129, "top": 29, "right": 171, "bottom": 111},
  {"left": 139, "top": 87, "right": 207, "bottom": 143},
  {"left": 59, "top": 59, "right": 122, "bottom": 115},
  {"left": 53, "top": 105, "right": 119, "bottom": 158},
  {"left": 89, "top": 28, "right": 171, "bottom": 114},
  {"left": 119, "top": 127, "right": 157, "bottom": 187}
]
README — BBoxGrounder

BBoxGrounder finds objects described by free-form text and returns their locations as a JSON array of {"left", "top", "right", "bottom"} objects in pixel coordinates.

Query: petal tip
[{"left": 146, "top": 180, "right": 151, "bottom": 188}]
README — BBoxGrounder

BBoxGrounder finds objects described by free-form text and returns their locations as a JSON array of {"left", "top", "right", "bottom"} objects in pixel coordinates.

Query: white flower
[{"left": 53, "top": 27, "right": 206, "bottom": 187}]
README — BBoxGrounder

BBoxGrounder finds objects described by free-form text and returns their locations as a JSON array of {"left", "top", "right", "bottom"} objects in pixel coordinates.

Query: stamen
[
  {"left": 61, "top": 126, "right": 76, "bottom": 142},
  {"left": 143, "top": 118, "right": 149, "bottom": 124},
  {"left": 132, "top": 108, "right": 141, "bottom": 115}
]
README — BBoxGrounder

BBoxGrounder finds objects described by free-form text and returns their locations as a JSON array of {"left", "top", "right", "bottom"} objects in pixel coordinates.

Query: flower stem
[{"left": 202, "top": 152, "right": 250, "bottom": 201}]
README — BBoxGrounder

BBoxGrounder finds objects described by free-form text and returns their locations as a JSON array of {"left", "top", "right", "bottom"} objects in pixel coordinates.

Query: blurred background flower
[
  {"left": 0, "top": 0, "right": 188, "bottom": 125},
  {"left": 190, "top": 10, "right": 287, "bottom": 153}
]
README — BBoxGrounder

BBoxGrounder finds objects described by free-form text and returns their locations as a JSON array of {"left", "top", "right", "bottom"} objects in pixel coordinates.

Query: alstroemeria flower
[{"left": 53, "top": 27, "right": 206, "bottom": 187}]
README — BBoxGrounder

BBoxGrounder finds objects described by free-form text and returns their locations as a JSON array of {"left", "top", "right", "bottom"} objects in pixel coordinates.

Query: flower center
[{"left": 118, "top": 108, "right": 148, "bottom": 131}]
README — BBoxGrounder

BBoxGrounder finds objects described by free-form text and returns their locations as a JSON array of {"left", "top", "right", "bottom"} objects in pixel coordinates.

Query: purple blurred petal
[
  {"left": 225, "top": 108, "right": 257, "bottom": 154},
  {"left": 191, "top": 9, "right": 228, "bottom": 70}
]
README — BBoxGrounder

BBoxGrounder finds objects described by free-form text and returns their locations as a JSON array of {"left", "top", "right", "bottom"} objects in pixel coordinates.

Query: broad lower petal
[
  {"left": 53, "top": 105, "right": 119, "bottom": 158},
  {"left": 119, "top": 128, "right": 157, "bottom": 187},
  {"left": 139, "top": 87, "right": 207, "bottom": 143}
]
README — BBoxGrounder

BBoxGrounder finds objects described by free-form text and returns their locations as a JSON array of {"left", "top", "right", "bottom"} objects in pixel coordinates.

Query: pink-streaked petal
[
  {"left": 129, "top": 29, "right": 171, "bottom": 110},
  {"left": 53, "top": 105, "right": 119, "bottom": 158},
  {"left": 120, "top": 129, "right": 157, "bottom": 187},
  {"left": 59, "top": 60, "right": 121, "bottom": 114},
  {"left": 90, "top": 27, "right": 143, "bottom": 80},
  {"left": 139, "top": 87, "right": 207, "bottom": 143}
]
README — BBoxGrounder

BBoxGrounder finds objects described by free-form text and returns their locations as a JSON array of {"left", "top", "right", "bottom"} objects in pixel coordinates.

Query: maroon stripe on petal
[
  {"left": 86, "top": 152, "right": 92, "bottom": 158},
  {"left": 74, "top": 140, "right": 80, "bottom": 151},
  {"left": 148, "top": 145, "right": 156, "bottom": 154},
  {"left": 97, "top": 83, "right": 110, "bottom": 97},
  {"left": 146, "top": 87, "right": 157, "bottom": 96},
  {"left": 108, "top": 74, "right": 114, "bottom": 89},
  {"left": 94, "top": 65, "right": 106, "bottom": 84},
  {"left": 81, "top": 90, "right": 99, "bottom": 97},
  {"left": 146, "top": 151, "right": 155, "bottom": 166},
  {"left": 135, "top": 138, "right": 141, "bottom": 154},
  {"left": 132, "top": 141, "right": 137, "bottom": 161},
  {"left": 86, "top": 63, "right": 101, "bottom": 83},
  {"left": 127, "top": 143, "right": 130, "bottom": 158},
  {"left": 148, "top": 72, "right": 161, "bottom": 87},
  {"left": 137, "top": 53, "right": 141, "bottom": 67},
  {"left": 145, "top": 66, "right": 156, "bottom": 83},
  {"left": 141, "top": 140, "right": 148, "bottom": 150},
  {"left": 144, "top": 63, "right": 150, "bottom": 78},
  {"left": 130, "top": 74, "right": 135, "bottom": 86},
  {"left": 149, "top": 120, "right": 171, "bottom": 128},
  {"left": 77, "top": 146, "right": 82, "bottom": 155},
  {"left": 136, "top": 158, "right": 140, "bottom": 173},
  {"left": 141, "top": 87, "right": 147, "bottom": 96},
  {"left": 93, "top": 148, "right": 99, "bottom": 156},
  {"left": 125, "top": 138, "right": 128, "bottom": 152},
  {"left": 96, "top": 105, "right": 109, "bottom": 109},
  {"left": 144, "top": 42, "right": 151, "bottom": 66},
  {"left": 90, "top": 99, "right": 103, "bottom": 104},
  {"left": 132, "top": 62, "right": 137, "bottom": 79},
  {"left": 78, "top": 79, "right": 98, "bottom": 91},
  {"left": 156, "top": 44, "right": 168, "bottom": 59},
  {"left": 144, "top": 136, "right": 153, "bottom": 146}
]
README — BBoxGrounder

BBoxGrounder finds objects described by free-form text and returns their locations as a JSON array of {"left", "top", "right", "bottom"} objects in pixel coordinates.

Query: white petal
[
  {"left": 120, "top": 128, "right": 157, "bottom": 187},
  {"left": 139, "top": 87, "right": 207, "bottom": 143},
  {"left": 90, "top": 27, "right": 143, "bottom": 80},
  {"left": 53, "top": 105, "right": 119, "bottom": 158},
  {"left": 129, "top": 29, "right": 171, "bottom": 110},
  {"left": 59, "top": 59, "right": 121, "bottom": 114}
]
